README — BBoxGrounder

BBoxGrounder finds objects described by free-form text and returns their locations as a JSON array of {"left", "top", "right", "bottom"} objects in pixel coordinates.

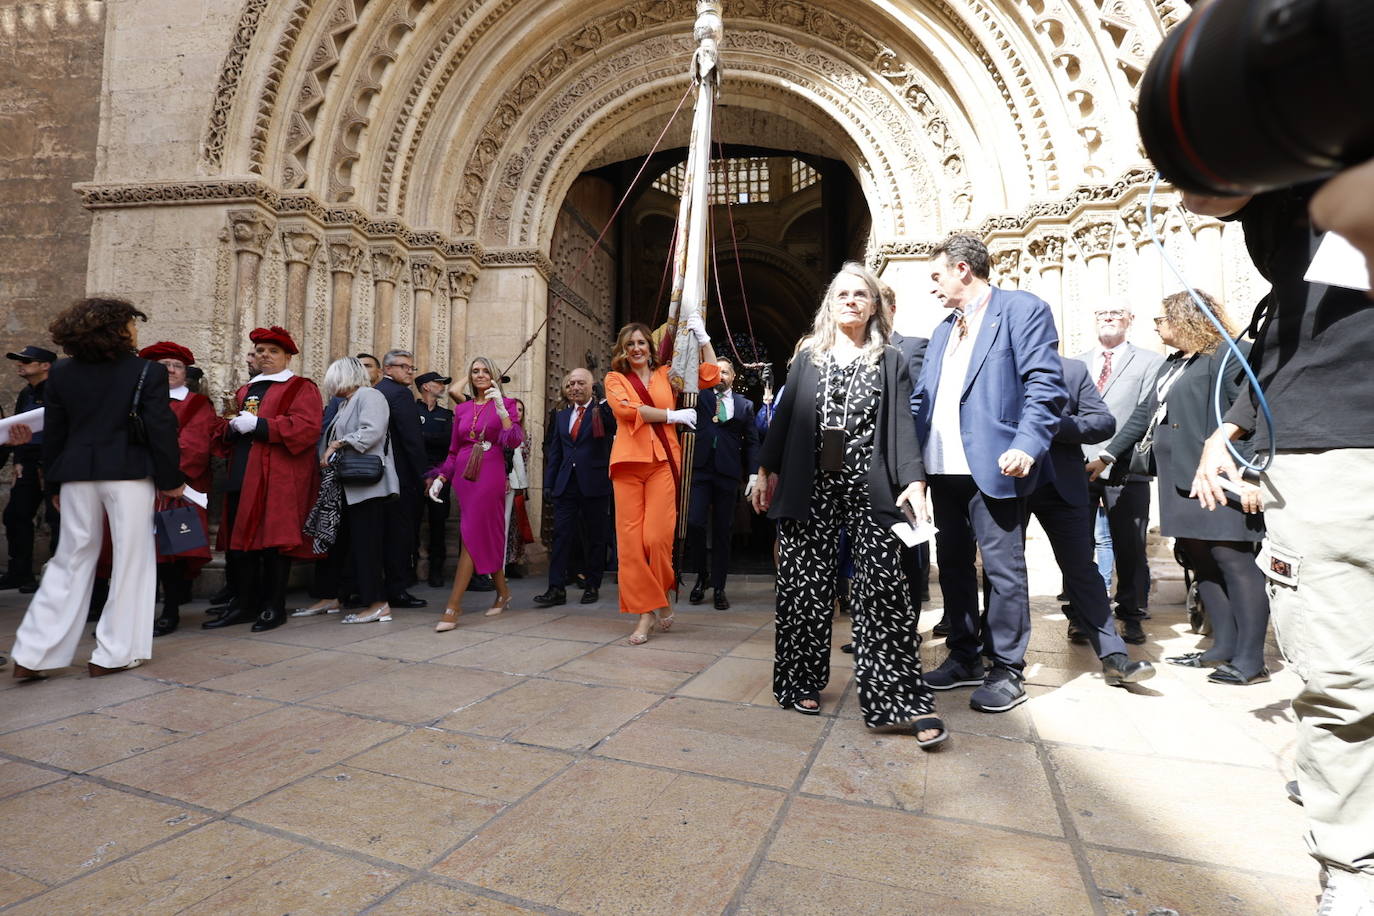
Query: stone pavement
[{"left": 0, "top": 576, "right": 1316, "bottom": 914}]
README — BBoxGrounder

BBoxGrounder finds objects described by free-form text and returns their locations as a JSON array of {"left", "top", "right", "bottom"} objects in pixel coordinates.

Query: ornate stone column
[
  {"left": 227, "top": 209, "right": 275, "bottom": 343},
  {"left": 1027, "top": 234, "right": 1066, "bottom": 339},
  {"left": 410, "top": 257, "right": 442, "bottom": 371},
  {"left": 1123, "top": 203, "right": 1167, "bottom": 313},
  {"left": 280, "top": 226, "right": 321, "bottom": 353},
  {"left": 1074, "top": 221, "right": 1116, "bottom": 305},
  {"left": 1189, "top": 215, "right": 1225, "bottom": 300},
  {"left": 991, "top": 248, "right": 1022, "bottom": 291},
  {"left": 446, "top": 265, "right": 477, "bottom": 376},
  {"left": 327, "top": 238, "right": 364, "bottom": 360},
  {"left": 370, "top": 245, "right": 405, "bottom": 355}
]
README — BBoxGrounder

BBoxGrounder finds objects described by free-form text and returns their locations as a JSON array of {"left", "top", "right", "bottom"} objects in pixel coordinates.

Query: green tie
[{"left": 716, "top": 396, "right": 728, "bottom": 424}]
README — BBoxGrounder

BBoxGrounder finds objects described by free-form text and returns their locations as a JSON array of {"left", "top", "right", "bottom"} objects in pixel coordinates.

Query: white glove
[
  {"left": 492, "top": 396, "right": 509, "bottom": 419},
  {"left": 427, "top": 477, "right": 446, "bottom": 502},
  {"left": 666, "top": 408, "right": 697, "bottom": 429},
  {"left": 745, "top": 473, "right": 758, "bottom": 498},
  {"left": 230, "top": 413, "right": 258, "bottom": 435},
  {"left": 685, "top": 309, "right": 710, "bottom": 345}
]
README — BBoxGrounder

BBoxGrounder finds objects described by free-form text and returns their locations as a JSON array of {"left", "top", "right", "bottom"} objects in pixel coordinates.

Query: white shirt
[
  {"left": 923, "top": 292, "right": 992, "bottom": 476},
  {"left": 567, "top": 401, "right": 592, "bottom": 432},
  {"left": 1091, "top": 341, "right": 1129, "bottom": 387},
  {"left": 169, "top": 386, "right": 189, "bottom": 401},
  {"left": 254, "top": 369, "right": 295, "bottom": 383}
]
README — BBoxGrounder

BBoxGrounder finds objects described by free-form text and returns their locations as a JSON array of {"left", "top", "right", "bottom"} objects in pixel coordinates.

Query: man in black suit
[
  {"left": 1, "top": 345, "right": 58, "bottom": 591},
  {"left": 883, "top": 283, "right": 932, "bottom": 617},
  {"left": 415, "top": 371, "right": 454, "bottom": 587},
  {"left": 376, "top": 349, "right": 429, "bottom": 607},
  {"left": 1028, "top": 356, "right": 1154, "bottom": 687},
  {"left": 534, "top": 368, "right": 614, "bottom": 607},
  {"left": 687, "top": 357, "right": 758, "bottom": 610}
]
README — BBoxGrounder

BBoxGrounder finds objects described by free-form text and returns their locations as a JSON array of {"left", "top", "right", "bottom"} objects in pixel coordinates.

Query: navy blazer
[
  {"left": 375, "top": 377, "right": 427, "bottom": 484},
  {"left": 1044, "top": 357, "right": 1115, "bottom": 507},
  {"left": 543, "top": 400, "right": 614, "bottom": 499},
  {"left": 693, "top": 388, "right": 758, "bottom": 481},
  {"left": 912, "top": 287, "right": 1068, "bottom": 499}
]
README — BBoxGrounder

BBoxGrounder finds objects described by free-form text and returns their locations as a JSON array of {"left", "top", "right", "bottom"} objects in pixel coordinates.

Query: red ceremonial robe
[
  {"left": 160, "top": 392, "right": 222, "bottom": 572},
  {"left": 218, "top": 375, "right": 323, "bottom": 558}
]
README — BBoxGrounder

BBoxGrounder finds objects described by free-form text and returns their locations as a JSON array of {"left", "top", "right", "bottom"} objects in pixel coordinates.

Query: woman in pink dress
[{"left": 427, "top": 356, "right": 524, "bottom": 632}]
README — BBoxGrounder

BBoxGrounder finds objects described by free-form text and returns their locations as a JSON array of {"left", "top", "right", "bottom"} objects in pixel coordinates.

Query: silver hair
[
  {"left": 463, "top": 355, "right": 504, "bottom": 401},
  {"left": 323, "top": 356, "right": 370, "bottom": 399},
  {"left": 382, "top": 349, "right": 413, "bottom": 368},
  {"left": 792, "top": 262, "right": 891, "bottom": 368}
]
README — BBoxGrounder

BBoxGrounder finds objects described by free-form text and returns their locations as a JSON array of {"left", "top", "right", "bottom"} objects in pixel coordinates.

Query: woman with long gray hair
[{"left": 751, "top": 262, "right": 945, "bottom": 749}]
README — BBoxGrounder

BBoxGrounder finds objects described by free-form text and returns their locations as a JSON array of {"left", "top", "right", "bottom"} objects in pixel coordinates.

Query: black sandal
[
  {"left": 912, "top": 717, "right": 948, "bottom": 750},
  {"left": 792, "top": 691, "right": 821, "bottom": 716}
]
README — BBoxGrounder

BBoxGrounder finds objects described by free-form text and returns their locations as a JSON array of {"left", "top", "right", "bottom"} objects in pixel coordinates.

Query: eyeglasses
[
  {"left": 1094, "top": 309, "right": 1128, "bottom": 319},
  {"left": 391, "top": 364, "right": 416, "bottom": 372},
  {"left": 1153, "top": 317, "right": 1169, "bottom": 325}
]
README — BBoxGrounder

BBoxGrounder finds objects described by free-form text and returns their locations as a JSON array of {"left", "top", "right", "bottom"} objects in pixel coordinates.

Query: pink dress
[{"left": 433, "top": 398, "right": 525, "bottom": 575}]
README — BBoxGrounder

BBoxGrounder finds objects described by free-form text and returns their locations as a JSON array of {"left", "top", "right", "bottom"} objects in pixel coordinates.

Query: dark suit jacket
[
  {"left": 1045, "top": 357, "right": 1115, "bottom": 507},
  {"left": 544, "top": 400, "right": 615, "bottom": 499},
  {"left": 375, "top": 377, "right": 426, "bottom": 487},
  {"left": 1103, "top": 343, "right": 1255, "bottom": 489},
  {"left": 890, "top": 332, "right": 929, "bottom": 389},
  {"left": 693, "top": 388, "right": 758, "bottom": 481},
  {"left": 912, "top": 287, "right": 1067, "bottom": 499},
  {"left": 759, "top": 345, "right": 923, "bottom": 531},
  {"left": 41, "top": 354, "right": 182, "bottom": 495}
]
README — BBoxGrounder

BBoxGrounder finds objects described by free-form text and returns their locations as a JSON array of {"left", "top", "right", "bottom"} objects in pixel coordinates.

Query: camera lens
[{"left": 1138, "top": 0, "right": 1374, "bottom": 196}]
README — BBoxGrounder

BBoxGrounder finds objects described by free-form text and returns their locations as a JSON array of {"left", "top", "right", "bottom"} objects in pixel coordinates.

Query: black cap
[
  {"left": 6, "top": 345, "right": 56, "bottom": 363},
  {"left": 414, "top": 371, "right": 452, "bottom": 390}
]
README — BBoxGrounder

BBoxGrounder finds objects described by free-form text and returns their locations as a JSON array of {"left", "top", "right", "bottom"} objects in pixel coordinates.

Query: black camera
[{"left": 1138, "top": 0, "right": 1374, "bottom": 196}]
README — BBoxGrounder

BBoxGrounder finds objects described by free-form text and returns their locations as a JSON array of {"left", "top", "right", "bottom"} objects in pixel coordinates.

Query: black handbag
[
  {"left": 333, "top": 430, "right": 390, "bottom": 486},
  {"left": 154, "top": 499, "right": 207, "bottom": 554},
  {"left": 127, "top": 362, "right": 150, "bottom": 446}
]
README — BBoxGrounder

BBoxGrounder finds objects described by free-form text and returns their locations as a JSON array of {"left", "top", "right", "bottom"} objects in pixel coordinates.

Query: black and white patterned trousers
[{"left": 774, "top": 472, "right": 934, "bottom": 727}]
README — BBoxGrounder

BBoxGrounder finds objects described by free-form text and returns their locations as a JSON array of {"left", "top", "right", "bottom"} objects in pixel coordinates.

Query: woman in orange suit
[{"left": 604, "top": 315, "right": 718, "bottom": 645}]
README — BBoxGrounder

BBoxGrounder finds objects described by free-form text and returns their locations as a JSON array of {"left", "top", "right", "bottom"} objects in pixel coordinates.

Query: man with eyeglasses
[
  {"left": 1074, "top": 300, "right": 1163, "bottom": 646},
  {"left": 1, "top": 345, "right": 59, "bottom": 591},
  {"left": 376, "top": 349, "right": 429, "bottom": 607}
]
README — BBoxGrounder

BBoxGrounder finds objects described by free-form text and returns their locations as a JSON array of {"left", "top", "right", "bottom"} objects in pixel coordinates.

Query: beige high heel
[
  {"left": 435, "top": 608, "right": 460, "bottom": 632},
  {"left": 485, "top": 594, "right": 512, "bottom": 617}
]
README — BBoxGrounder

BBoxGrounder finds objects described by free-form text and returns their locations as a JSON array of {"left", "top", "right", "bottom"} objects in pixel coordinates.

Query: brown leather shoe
[
  {"left": 88, "top": 660, "right": 142, "bottom": 678},
  {"left": 12, "top": 663, "right": 47, "bottom": 681}
]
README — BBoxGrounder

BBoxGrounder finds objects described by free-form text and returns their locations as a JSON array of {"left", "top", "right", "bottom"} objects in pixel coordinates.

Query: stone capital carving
[
  {"left": 327, "top": 240, "right": 365, "bottom": 275},
  {"left": 1073, "top": 221, "right": 1116, "bottom": 257},
  {"left": 991, "top": 248, "right": 1021, "bottom": 278},
  {"left": 371, "top": 247, "right": 406, "bottom": 284},
  {"left": 1027, "top": 235, "right": 1065, "bottom": 267},
  {"left": 446, "top": 267, "right": 478, "bottom": 299},
  {"left": 280, "top": 226, "right": 321, "bottom": 264},
  {"left": 227, "top": 209, "right": 275, "bottom": 256},
  {"left": 1122, "top": 203, "right": 1169, "bottom": 246},
  {"left": 411, "top": 258, "right": 442, "bottom": 293}
]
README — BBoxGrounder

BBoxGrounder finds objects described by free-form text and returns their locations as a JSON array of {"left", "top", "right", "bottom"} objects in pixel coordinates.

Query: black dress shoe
[
  {"left": 469, "top": 575, "right": 495, "bottom": 592},
  {"left": 207, "top": 584, "right": 234, "bottom": 605},
  {"left": 713, "top": 590, "right": 730, "bottom": 610},
  {"left": 1207, "top": 663, "right": 1271, "bottom": 686},
  {"left": 688, "top": 579, "right": 706, "bottom": 605},
  {"left": 932, "top": 617, "right": 951, "bottom": 637},
  {"left": 0, "top": 572, "right": 36, "bottom": 590},
  {"left": 840, "top": 642, "right": 854, "bottom": 654},
  {"left": 580, "top": 587, "right": 599, "bottom": 604},
  {"left": 250, "top": 608, "right": 287, "bottom": 632},
  {"left": 202, "top": 606, "right": 258, "bottom": 629},
  {"left": 533, "top": 586, "right": 567, "bottom": 608},
  {"left": 1066, "top": 620, "right": 1089, "bottom": 644},
  {"left": 1101, "top": 653, "right": 1156, "bottom": 687},
  {"left": 1119, "top": 619, "right": 1147, "bottom": 645},
  {"left": 1165, "top": 651, "right": 1224, "bottom": 669},
  {"left": 388, "top": 592, "right": 428, "bottom": 609},
  {"left": 152, "top": 608, "right": 180, "bottom": 637},
  {"left": 18, "top": 581, "right": 39, "bottom": 594}
]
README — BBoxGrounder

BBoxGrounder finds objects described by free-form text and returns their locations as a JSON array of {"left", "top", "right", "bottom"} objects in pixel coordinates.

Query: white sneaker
[{"left": 1319, "top": 870, "right": 1374, "bottom": 916}]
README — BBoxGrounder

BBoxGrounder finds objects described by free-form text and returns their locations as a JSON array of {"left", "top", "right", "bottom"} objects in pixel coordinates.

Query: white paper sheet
[
  {"left": 890, "top": 519, "right": 938, "bottom": 548},
  {"left": 1305, "top": 231, "right": 1372, "bottom": 292},
  {"left": 0, "top": 408, "right": 44, "bottom": 445},
  {"left": 181, "top": 486, "right": 209, "bottom": 509}
]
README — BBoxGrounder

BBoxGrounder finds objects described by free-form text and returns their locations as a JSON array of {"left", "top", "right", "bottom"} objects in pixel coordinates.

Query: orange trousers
[{"left": 611, "top": 460, "right": 676, "bottom": 614}]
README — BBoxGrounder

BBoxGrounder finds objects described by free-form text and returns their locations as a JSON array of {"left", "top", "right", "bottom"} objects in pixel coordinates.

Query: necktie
[
  {"left": 955, "top": 309, "right": 969, "bottom": 342},
  {"left": 1096, "top": 350, "right": 1113, "bottom": 392},
  {"left": 716, "top": 396, "right": 728, "bottom": 424},
  {"left": 570, "top": 404, "right": 584, "bottom": 439}
]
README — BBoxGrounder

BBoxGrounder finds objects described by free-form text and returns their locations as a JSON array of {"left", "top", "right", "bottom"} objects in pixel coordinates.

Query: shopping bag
[{"left": 154, "top": 500, "right": 208, "bottom": 555}]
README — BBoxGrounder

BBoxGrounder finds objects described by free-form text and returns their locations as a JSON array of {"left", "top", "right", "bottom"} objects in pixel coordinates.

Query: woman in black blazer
[
  {"left": 751, "top": 263, "right": 944, "bottom": 748},
  {"left": 1090, "top": 291, "right": 1269, "bottom": 686},
  {"left": 10, "top": 298, "right": 183, "bottom": 680}
]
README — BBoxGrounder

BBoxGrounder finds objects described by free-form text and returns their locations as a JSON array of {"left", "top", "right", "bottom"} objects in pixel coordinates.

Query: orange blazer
[{"left": 605, "top": 363, "right": 720, "bottom": 469}]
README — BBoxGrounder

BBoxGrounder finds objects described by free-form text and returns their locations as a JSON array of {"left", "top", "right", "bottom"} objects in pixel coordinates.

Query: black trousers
[
  {"left": 231, "top": 548, "right": 292, "bottom": 617},
  {"left": 547, "top": 477, "right": 610, "bottom": 589},
  {"left": 1088, "top": 478, "right": 1152, "bottom": 618},
  {"left": 313, "top": 496, "right": 387, "bottom": 604},
  {"left": 687, "top": 468, "right": 738, "bottom": 590},
  {"left": 929, "top": 474, "right": 1031, "bottom": 673},
  {"left": 1028, "top": 483, "right": 1129, "bottom": 659},
  {"left": 4, "top": 463, "right": 58, "bottom": 576},
  {"left": 382, "top": 482, "right": 420, "bottom": 596},
  {"left": 774, "top": 470, "right": 933, "bottom": 727},
  {"left": 1176, "top": 538, "right": 1270, "bottom": 677},
  {"left": 418, "top": 482, "right": 451, "bottom": 577},
  {"left": 898, "top": 541, "right": 929, "bottom": 614}
]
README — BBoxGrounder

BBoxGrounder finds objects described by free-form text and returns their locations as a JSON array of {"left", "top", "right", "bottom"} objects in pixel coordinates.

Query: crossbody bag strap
[
  {"left": 131, "top": 361, "right": 150, "bottom": 413},
  {"left": 625, "top": 371, "right": 679, "bottom": 485}
]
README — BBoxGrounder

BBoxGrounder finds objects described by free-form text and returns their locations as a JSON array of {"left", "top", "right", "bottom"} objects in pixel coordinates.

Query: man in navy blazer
[
  {"left": 534, "top": 368, "right": 614, "bottom": 606},
  {"left": 912, "top": 234, "right": 1068, "bottom": 713},
  {"left": 687, "top": 357, "right": 758, "bottom": 610},
  {"left": 1027, "top": 356, "right": 1154, "bottom": 687}
]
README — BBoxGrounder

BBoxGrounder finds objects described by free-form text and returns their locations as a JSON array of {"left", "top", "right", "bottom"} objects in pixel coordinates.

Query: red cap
[
  {"left": 249, "top": 325, "right": 298, "bottom": 355},
  {"left": 138, "top": 341, "right": 195, "bottom": 365}
]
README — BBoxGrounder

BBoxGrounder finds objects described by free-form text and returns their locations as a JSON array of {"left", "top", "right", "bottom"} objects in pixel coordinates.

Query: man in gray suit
[{"left": 1075, "top": 300, "right": 1163, "bottom": 645}]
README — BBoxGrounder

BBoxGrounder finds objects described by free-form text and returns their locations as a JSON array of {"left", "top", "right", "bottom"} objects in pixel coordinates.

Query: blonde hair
[
  {"left": 792, "top": 263, "right": 891, "bottom": 368},
  {"left": 463, "top": 355, "right": 505, "bottom": 400}
]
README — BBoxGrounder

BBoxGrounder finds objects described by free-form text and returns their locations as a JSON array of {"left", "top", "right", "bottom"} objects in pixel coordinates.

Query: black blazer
[
  {"left": 758, "top": 345, "right": 923, "bottom": 531},
  {"left": 890, "top": 332, "right": 929, "bottom": 389},
  {"left": 1045, "top": 357, "right": 1115, "bottom": 507},
  {"left": 693, "top": 388, "right": 759, "bottom": 481},
  {"left": 544, "top": 400, "right": 615, "bottom": 499},
  {"left": 375, "top": 377, "right": 427, "bottom": 484},
  {"left": 1104, "top": 343, "right": 1255, "bottom": 489},
  {"left": 41, "top": 354, "right": 182, "bottom": 495}
]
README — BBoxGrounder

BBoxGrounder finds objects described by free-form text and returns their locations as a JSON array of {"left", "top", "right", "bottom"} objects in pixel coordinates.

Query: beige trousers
[{"left": 1262, "top": 449, "right": 1374, "bottom": 892}]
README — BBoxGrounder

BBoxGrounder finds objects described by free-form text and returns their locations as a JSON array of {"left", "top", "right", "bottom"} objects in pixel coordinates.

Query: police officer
[
  {"left": 1, "top": 345, "right": 58, "bottom": 591},
  {"left": 415, "top": 371, "right": 454, "bottom": 587}
]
